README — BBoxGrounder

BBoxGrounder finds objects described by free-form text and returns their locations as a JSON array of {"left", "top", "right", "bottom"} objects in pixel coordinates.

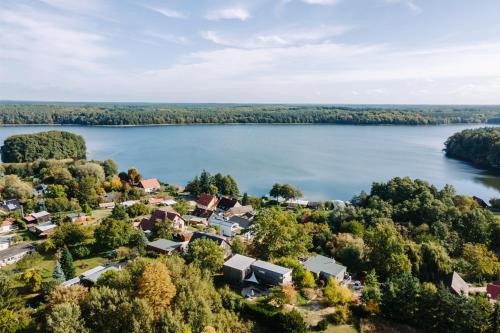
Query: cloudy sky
[{"left": 1, "top": 0, "right": 500, "bottom": 104}]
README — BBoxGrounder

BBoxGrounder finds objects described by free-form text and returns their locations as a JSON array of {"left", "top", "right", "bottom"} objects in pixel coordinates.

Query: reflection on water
[{"left": 1, "top": 124, "right": 499, "bottom": 200}]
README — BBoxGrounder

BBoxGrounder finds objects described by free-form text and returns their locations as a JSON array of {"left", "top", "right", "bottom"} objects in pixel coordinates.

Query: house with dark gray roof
[
  {"left": 147, "top": 239, "right": 183, "bottom": 255},
  {"left": 0, "top": 243, "right": 33, "bottom": 267},
  {"left": 251, "top": 260, "right": 293, "bottom": 285},
  {"left": 223, "top": 255, "right": 293, "bottom": 286},
  {"left": 303, "top": 254, "right": 347, "bottom": 282},
  {"left": 223, "top": 254, "right": 257, "bottom": 285}
]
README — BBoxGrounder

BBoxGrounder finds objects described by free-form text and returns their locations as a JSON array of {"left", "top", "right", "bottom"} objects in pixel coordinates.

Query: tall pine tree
[
  {"left": 52, "top": 260, "right": 66, "bottom": 282},
  {"left": 60, "top": 247, "right": 75, "bottom": 279}
]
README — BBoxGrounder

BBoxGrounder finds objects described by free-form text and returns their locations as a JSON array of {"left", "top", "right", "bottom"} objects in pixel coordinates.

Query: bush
[
  {"left": 328, "top": 305, "right": 351, "bottom": 325},
  {"left": 70, "top": 244, "right": 92, "bottom": 259},
  {"left": 313, "top": 319, "right": 329, "bottom": 331}
]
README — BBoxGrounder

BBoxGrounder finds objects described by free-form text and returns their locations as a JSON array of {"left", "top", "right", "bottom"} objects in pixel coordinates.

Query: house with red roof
[
  {"left": 0, "top": 218, "right": 16, "bottom": 234},
  {"left": 139, "top": 208, "right": 185, "bottom": 232},
  {"left": 196, "top": 194, "right": 219, "bottom": 211},
  {"left": 487, "top": 281, "right": 500, "bottom": 301},
  {"left": 139, "top": 178, "right": 161, "bottom": 193}
]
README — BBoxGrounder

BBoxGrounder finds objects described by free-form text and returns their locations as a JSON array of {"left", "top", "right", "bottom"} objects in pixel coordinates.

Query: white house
[
  {"left": 0, "top": 244, "right": 33, "bottom": 267},
  {"left": 208, "top": 213, "right": 241, "bottom": 237},
  {"left": 139, "top": 179, "right": 161, "bottom": 193}
]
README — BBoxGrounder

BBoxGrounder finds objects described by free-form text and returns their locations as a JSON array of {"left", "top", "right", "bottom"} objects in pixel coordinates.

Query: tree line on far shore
[{"left": 1, "top": 103, "right": 500, "bottom": 126}]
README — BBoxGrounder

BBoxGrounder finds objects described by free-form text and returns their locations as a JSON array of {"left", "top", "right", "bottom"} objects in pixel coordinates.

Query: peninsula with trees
[
  {"left": 445, "top": 127, "right": 500, "bottom": 169},
  {"left": 0, "top": 130, "right": 499, "bottom": 333}
]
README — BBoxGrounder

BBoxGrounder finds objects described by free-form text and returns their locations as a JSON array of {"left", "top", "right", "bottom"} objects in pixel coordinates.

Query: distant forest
[{"left": 1, "top": 103, "right": 500, "bottom": 125}]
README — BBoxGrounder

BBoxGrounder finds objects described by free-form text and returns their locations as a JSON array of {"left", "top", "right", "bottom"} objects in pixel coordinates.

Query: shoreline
[{"left": 0, "top": 122, "right": 494, "bottom": 128}]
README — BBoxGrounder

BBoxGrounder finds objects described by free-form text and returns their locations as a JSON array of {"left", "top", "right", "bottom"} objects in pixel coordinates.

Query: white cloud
[
  {"left": 384, "top": 0, "right": 421, "bottom": 13},
  {"left": 147, "top": 6, "right": 187, "bottom": 19},
  {"left": 302, "top": 0, "right": 339, "bottom": 6},
  {"left": 205, "top": 7, "right": 250, "bottom": 21},
  {"left": 145, "top": 31, "right": 190, "bottom": 45},
  {"left": 201, "top": 25, "right": 351, "bottom": 48},
  {"left": 39, "top": 0, "right": 105, "bottom": 13}
]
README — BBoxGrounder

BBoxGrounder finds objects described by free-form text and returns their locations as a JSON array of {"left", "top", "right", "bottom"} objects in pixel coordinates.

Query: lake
[{"left": 1, "top": 124, "right": 500, "bottom": 201}]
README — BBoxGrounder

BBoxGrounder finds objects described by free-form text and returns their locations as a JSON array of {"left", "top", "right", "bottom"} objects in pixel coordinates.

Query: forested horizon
[{"left": 2, "top": 103, "right": 500, "bottom": 126}]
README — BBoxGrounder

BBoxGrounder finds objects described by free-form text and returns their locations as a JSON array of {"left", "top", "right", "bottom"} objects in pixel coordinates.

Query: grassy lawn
[
  {"left": 325, "top": 325, "right": 359, "bottom": 333},
  {"left": 88, "top": 208, "right": 112, "bottom": 225},
  {"left": 74, "top": 256, "right": 110, "bottom": 275}
]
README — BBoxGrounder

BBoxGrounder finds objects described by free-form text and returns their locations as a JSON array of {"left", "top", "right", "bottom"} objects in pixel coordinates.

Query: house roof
[
  {"left": 445, "top": 272, "right": 469, "bottom": 296},
  {"left": 31, "top": 211, "right": 50, "bottom": 219},
  {"left": 61, "top": 277, "right": 81, "bottom": 287},
  {"left": 148, "top": 239, "right": 182, "bottom": 252},
  {"left": 140, "top": 178, "right": 161, "bottom": 189},
  {"left": 0, "top": 243, "right": 32, "bottom": 260},
  {"left": 487, "top": 281, "right": 500, "bottom": 300},
  {"left": 217, "top": 197, "right": 240, "bottom": 211},
  {"left": 1, "top": 217, "right": 15, "bottom": 227},
  {"left": 197, "top": 194, "right": 217, "bottom": 207},
  {"left": 140, "top": 208, "right": 183, "bottom": 231},
  {"left": 35, "top": 222, "right": 57, "bottom": 232},
  {"left": 228, "top": 216, "right": 252, "bottom": 229},
  {"left": 224, "top": 205, "right": 254, "bottom": 218},
  {"left": 303, "top": 255, "right": 346, "bottom": 278},
  {"left": 189, "top": 231, "right": 228, "bottom": 246},
  {"left": 251, "top": 260, "right": 292, "bottom": 275},
  {"left": 82, "top": 265, "right": 118, "bottom": 283},
  {"left": 224, "top": 254, "right": 256, "bottom": 270}
]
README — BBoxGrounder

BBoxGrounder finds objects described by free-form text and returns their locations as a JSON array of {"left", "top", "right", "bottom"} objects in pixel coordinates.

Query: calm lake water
[{"left": 1, "top": 124, "right": 500, "bottom": 201}]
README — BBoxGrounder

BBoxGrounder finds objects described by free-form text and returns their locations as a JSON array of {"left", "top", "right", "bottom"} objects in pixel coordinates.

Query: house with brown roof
[
  {"left": 196, "top": 194, "right": 219, "bottom": 211},
  {"left": 24, "top": 211, "right": 51, "bottom": 223},
  {"left": 139, "top": 208, "right": 185, "bottom": 232},
  {"left": 139, "top": 178, "right": 161, "bottom": 193},
  {"left": 217, "top": 197, "right": 241, "bottom": 211}
]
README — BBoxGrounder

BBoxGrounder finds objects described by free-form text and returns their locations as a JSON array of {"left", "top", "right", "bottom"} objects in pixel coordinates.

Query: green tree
[
  {"left": 269, "top": 183, "right": 282, "bottom": 199},
  {"left": 280, "top": 184, "right": 302, "bottom": 200},
  {"left": 111, "top": 204, "right": 129, "bottom": 220},
  {"left": 323, "top": 278, "right": 353, "bottom": 306},
  {"left": 362, "top": 270, "right": 381, "bottom": 313},
  {"left": 462, "top": 243, "right": 500, "bottom": 282},
  {"left": 60, "top": 247, "right": 76, "bottom": 279},
  {"left": 364, "top": 221, "right": 412, "bottom": 279},
  {"left": 101, "top": 159, "right": 118, "bottom": 178},
  {"left": 20, "top": 269, "right": 42, "bottom": 292},
  {"left": 81, "top": 286, "right": 153, "bottom": 333},
  {"left": 46, "top": 302, "right": 88, "bottom": 333},
  {"left": 172, "top": 200, "right": 191, "bottom": 216},
  {"left": 253, "top": 209, "right": 312, "bottom": 260},
  {"left": 419, "top": 241, "right": 452, "bottom": 282},
  {"left": 187, "top": 238, "right": 224, "bottom": 273},
  {"left": 52, "top": 261, "right": 66, "bottom": 283},
  {"left": 126, "top": 202, "right": 149, "bottom": 217},
  {"left": 94, "top": 218, "right": 132, "bottom": 250},
  {"left": 0, "top": 175, "right": 33, "bottom": 200},
  {"left": 242, "top": 192, "right": 249, "bottom": 206}
]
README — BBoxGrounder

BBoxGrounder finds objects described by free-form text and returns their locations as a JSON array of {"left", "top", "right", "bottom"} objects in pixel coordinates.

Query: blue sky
[{"left": 1, "top": 0, "right": 500, "bottom": 104}]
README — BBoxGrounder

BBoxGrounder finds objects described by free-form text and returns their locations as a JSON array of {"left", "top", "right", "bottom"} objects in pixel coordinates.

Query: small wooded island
[
  {"left": 0, "top": 130, "right": 499, "bottom": 333},
  {"left": 1, "top": 131, "right": 87, "bottom": 163}
]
